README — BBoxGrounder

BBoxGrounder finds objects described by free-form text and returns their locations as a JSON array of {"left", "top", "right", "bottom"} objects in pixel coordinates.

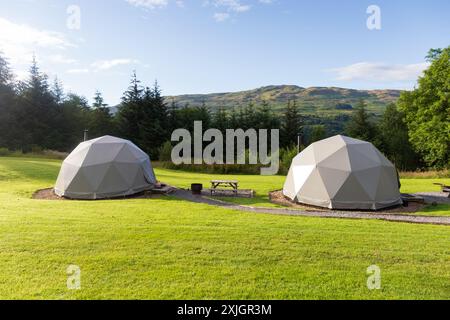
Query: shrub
[
  {"left": 161, "top": 162, "right": 263, "bottom": 175},
  {"left": 158, "top": 141, "right": 173, "bottom": 162},
  {"left": 279, "top": 145, "right": 300, "bottom": 175},
  {"left": 30, "top": 145, "right": 43, "bottom": 154},
  {"left": 0, "top": 147, "right": 10, "bottom": 156},
  {"left": 399, "top": 170, "right": 450, "bottom": 179}
]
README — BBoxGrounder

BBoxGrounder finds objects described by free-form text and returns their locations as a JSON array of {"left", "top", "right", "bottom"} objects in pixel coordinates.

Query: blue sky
[{"left": 0, "top": 0, "right": 449, "bottom": 105}]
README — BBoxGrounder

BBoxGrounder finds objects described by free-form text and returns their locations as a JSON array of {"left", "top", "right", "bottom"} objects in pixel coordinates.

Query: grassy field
[{"left": 0, "top": 157, "right": 449, "bottom": 300}]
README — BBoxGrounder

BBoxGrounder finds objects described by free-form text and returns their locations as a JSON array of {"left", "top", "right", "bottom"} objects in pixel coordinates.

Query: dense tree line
[
  {"left": 0, "top": 55, "right": 115, "bottom": 152},
  {"left": 0, "top": 46, "right": 448, "bottom": 170},
  {"left": 343, "top": 100, "right": 421, "bottom": 170}
]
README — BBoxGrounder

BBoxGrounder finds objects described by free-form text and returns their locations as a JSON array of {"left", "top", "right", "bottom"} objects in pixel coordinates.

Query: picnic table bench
[
  {"left": 434, "top": 183, "right": 450, "bottom": 197},
  {"left": 211, "top": 180, "right": 239, "bottom": 195}
]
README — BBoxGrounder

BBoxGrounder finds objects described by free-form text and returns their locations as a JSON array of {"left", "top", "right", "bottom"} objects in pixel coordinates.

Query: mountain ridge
[{"left": 164, "top": 85, "right": 403, "bottom": 114}]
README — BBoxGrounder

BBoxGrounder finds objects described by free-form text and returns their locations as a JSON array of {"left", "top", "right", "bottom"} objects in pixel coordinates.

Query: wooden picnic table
[
  {"left": 211, "top": 180, "right": 239, "bottom": 195},
  {"left": 433, "top": 183, "right": 450, "bottom": 197}
]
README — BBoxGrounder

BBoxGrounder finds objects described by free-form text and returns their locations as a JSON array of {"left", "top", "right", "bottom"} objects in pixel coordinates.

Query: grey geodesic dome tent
[
  {"left": 283, "top": 135, "right": 402, "bottom": 210},
  {"left": 55, "top": 136, "right": 156, "bottom": 200}
]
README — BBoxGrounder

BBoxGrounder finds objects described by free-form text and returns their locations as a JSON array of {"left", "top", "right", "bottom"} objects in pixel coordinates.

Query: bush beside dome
[
  {"left": 283, "top": 135, "right": 403, "bottom": 211},
  {"left": 55, "top": 136, "right": 157, "bottom": 200}
]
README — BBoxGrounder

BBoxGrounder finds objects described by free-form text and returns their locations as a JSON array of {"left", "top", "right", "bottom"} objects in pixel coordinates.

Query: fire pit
[{"left": 191, "top": 183, "right": 203, "bottom": 195}]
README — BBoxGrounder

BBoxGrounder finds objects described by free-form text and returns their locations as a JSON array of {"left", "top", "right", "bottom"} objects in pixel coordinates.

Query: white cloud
[
  {"left": 66, "top": 58, "right": 140, "bottom": 75},
  {"left": 48, "top": 54, "right": 77, "bottom": 65},
  {"left": 125, "top": 0, "right": 267, "bottom": 22},
  {"left": 214, "top": 12, "right": 230, "bottom": 22},
  {"left": 233, "top": 5, "right": 251, "bottom": 12},
  {"left": 329, "top": 62, "right": 430, "bottom": 82},
  {"left": 91, "top": 59, "right": 140, "bottom": 71},
  {"left": 204, "top": 0, "right": 252, "bottom": 22},
  {"left": 0, "top": 17, "right": 74, "bottom": 66},
  {"left": 126, "top": 0, "right": 168, "bottom": 9},
  {"left": 212, "top": 0, "right": 251, "bottom": 12},
  {"left": 67, "top": 68, "right": 90, "bottom": 74}
]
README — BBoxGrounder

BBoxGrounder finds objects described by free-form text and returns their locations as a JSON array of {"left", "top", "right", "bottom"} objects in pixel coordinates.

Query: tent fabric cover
[
  {"left": 55, "top": 136, "right": 156, "bottom": 199},
  {"left": 283, "top": 135, "right": 402, "bottom": 210}
]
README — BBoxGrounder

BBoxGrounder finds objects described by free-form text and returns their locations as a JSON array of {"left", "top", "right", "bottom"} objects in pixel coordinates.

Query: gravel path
[{"left": 172, "top": 189, "right": 450, "bottom": 226}]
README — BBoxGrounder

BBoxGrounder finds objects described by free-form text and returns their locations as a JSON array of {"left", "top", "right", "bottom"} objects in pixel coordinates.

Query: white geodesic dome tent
[
  {"left": 283, "top": 135, "right": 402, "bottom": 210},
  {"left": 55, "top": 136, "right": 156, "bottom": 200}
]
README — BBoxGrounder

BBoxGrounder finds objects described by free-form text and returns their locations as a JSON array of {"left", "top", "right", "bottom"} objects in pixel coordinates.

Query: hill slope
[{"left": 165, "top": 85, "right": 402, "bottom": 114}]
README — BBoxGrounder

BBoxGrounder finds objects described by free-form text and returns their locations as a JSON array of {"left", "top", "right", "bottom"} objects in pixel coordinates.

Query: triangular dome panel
[
  {"left": 317, "top": 146, "right": 351, "bottom": 172},
  {"left": 79, "top": 163, "right": 112, "bottom": 191},
  {"left": 82, "top": 142, "right": 125, "bottom": 166},
  {"left": 292, "top": 146, "right": 316, "bottom": 166},
  {"left": 317, "top": 166, "right": 351, "bottom": 200},
  {"left": 297, "top": 169, "right": 330, "bottom": 206},
  {"left": 333, "top": 174, "right": 372, "bottom": 203},
  {"left": 353, "top": 166, "right": 382, "bottom": 201}
]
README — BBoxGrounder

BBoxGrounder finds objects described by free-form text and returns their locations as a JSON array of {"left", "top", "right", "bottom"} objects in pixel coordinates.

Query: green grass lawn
[
  {"left": 0, "top": 157, "right": 449, "bottom": 299},
  {"left": 418, "top": 204, "right": 450, "bottom": 217},
  {"left": 401, "top": 178, "right": 450, "bottom": 194}
]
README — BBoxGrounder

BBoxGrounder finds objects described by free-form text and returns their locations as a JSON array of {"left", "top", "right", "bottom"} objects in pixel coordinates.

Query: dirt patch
[
  {"left": 269, "top": 190, "right": 425, "bottom": 214},
  {"left": 33, "top": 188, "right": 65, "bottom": 200},
  {"left": 33, "top": 185, "right": 176, "bottom": 201}
]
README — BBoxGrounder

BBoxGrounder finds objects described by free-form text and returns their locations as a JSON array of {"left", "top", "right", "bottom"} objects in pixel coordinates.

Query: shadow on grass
[{"left": 418, "top": 204, "right": 450, "bottom": 216}]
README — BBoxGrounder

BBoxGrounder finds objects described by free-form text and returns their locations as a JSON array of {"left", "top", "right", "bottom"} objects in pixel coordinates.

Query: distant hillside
[{"left": 164, "top": 85, "right": 403, "bottom": 115}]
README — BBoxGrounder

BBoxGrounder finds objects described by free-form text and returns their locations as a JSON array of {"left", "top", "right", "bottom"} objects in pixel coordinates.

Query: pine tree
[
  {"left": 59, "top": 93, "right": 91, "bottom": 149},
  {"left": 16, "top": 55, "right": 59, "bottom": 150},
  {"left": 242, "top": 103, "right": 256, "bottom": 130},
  {"left": 237, "top": 107, "right": 247, "bottom": 129},
  {"left": 89, "top": 91, "right": 115, "bottom": 139},
  {"left": 228, "top": 108, "right": 239, "bottom": 129},
  {"left": 52, "top": 76, "right": 65, "bottom": 105},
  {"left": 196, "top": 101, "right": 212, "bottom": 128},
  {"left": 117, "top": 71, "right": 145, "bottom": 142},
  {"left": 255, "top": 101, "right": 279, "bottom": 130},
  {"left": 123, "top": 70, "right": 144, "bottom": 103},
  {"left": 92, "top": 90, "right": 108, "bottom": 109},
  {"left": 167, "top": 98, "right": 179, "bottom": 133},
  {"left": 0, "top": 53, "right": 16, "bottom": 149},
  {"left": 345, "top": 100, "right": 377, "bottom": 143},
  {"left": 0, "top": 52, "right": 13, "bottom": 86},
  {"left": 27, "top": 55, "right": 51, "bottom": 97},
  {"left": 138, "top": 81, "right": 169, "bottom": 159},
  {"left": 281, "top": 100, "right": 303, "bottom": 148},
  {"left": 212, "top": 107, "right": 229, "bottom": 132}
]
